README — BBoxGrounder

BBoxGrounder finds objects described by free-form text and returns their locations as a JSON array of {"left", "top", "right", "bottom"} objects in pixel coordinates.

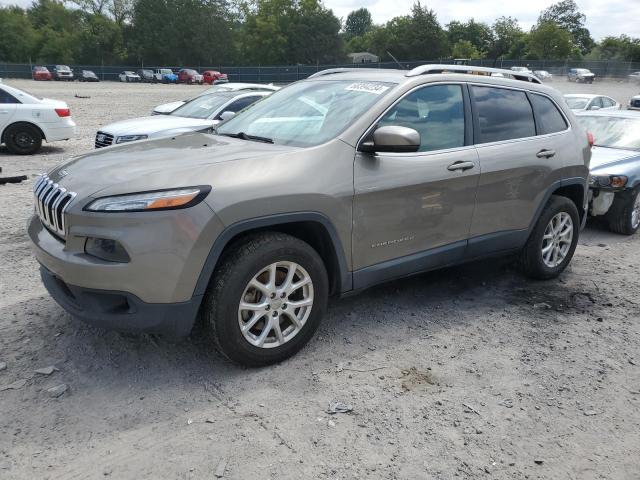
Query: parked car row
[{"left": 31, "top": 65, "right": 228, "bottom": 85}]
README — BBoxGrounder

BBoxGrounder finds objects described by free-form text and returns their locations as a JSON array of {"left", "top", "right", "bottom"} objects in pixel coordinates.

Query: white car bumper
[{"left": 43, "top": 118, "right": 76, "bottom": 142}]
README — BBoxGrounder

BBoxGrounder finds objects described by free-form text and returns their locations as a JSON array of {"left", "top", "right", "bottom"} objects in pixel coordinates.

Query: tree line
[{"left": 0, "top": 0, "right": 638, "bottom": 67}]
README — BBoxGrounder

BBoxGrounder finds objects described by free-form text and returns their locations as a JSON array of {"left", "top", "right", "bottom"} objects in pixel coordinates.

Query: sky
[{"left": 1, "top": 0, "right": 638, "bottom": 40}]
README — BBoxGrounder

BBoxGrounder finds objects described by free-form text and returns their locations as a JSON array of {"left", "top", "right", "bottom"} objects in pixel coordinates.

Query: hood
[
  {"left": 589, "top": 146, "right": 640, "bottom": 174},
  {"left": 46, "top": 132, "right": 298, "bottom": 199},
  {"left": 100, "top": 115, "right": 214, "bottom": 137},
  {"left": 153, "top": 101, "right": 185, "bottom": 114}
]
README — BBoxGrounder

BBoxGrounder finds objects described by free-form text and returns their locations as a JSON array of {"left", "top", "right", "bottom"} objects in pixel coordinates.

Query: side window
[
  {"left": 222, "top": 96, "right": 261, "bottom": 115},
  {"left": 591, "top": 97, "right": 603, "bottom": 109},
  {"left": 530, "top": 94, "right": 568, "bottom": 134},
  {"left": 601, "top": 97, "right": 615, "bottom": 108},
  {"left": 0, "top": 89, "right": 19, "bottom": 104},
  {"left": 378, "top": 84, "right": 465, "bottom": 152},
  {"left": 472, "top": 86, "right": 536, "bottom": 143}
]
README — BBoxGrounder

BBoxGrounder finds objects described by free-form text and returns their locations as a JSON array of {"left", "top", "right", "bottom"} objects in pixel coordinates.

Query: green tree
[
  {"left": 527, "top": 21, "right": 572, "bottom": 59},
  {"left": 538, "top": 0, "right": 594, "bottom": 54},
  {"left": 451, "top": 39, "right": 480, "bottom": 59},
  {"left": 241, "top": 0, "right": 342, "bottom": 65},
  {"left": 489, "top": 16, "right": 524, "bottom": 62},
  {"left": 447, "top": 19, "right": 492, "bottom": 57},
  {"left": 0, "top": 6, "right": 38, "bottom": 62},
  {"left": 344, "top": 7, "right": 373, "bottom": 39},
  {"left": 592, "top": 35, "right": 640, "bottom": 62}
]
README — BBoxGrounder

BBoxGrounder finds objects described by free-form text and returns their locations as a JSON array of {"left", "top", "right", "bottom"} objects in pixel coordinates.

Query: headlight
[
  {"left": 84, "top": 186, "right": 210, "bottom": 212},
  {"left": 116, "top": 134, "right": 148, "bottom": 144},
  {"left": 590, "top": 175, "right": 628, "bottom": 188}
]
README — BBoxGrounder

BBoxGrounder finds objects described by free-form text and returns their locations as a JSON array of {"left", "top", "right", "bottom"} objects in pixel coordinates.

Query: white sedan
[
  {"left": 96, "top": 90, "right": 271, "bottom": 148},
  {"left": 0, "top": 82, "right": 76, "bottom": 155},
  {"left": 152, "top": 83, "right": 280, "bottom": 115},
  {"left": 564, "top": 94, "right": 620, "bottom": 112},
  {"left": 119, "top": 71, "right": 141, "bottom": 82}
]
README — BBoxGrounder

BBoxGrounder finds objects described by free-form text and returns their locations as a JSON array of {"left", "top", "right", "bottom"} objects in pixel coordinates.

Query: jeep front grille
[
  {"left": 95, "top": 131, "right": 114, "bottom": 148},
  {"left": 33, "top": 175, "right": 76, "bottom": 239}
]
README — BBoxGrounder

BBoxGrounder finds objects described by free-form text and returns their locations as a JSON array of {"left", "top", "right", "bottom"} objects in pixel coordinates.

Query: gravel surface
[{"left": 1, "top": 79, "right": 639, "bottom": 480}]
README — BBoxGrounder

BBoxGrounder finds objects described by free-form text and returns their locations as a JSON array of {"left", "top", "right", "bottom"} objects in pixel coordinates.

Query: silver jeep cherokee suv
[{"left": 29, "top": 65, "right": 591, "bottom": 366}]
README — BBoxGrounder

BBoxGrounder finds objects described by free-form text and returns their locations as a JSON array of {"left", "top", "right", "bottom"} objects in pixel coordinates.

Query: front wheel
[
  {"left": 606, "top": 188, "right": 640, "bottom": 235},
  {"left": 520, "top": 195, "right": 580, "bottom": 280},
  {"left": 202, "top": 232, "right": 328, "bottom": 366}
]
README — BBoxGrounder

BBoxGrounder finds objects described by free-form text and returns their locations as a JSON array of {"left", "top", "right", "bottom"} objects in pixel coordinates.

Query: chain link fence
[{"left": 2, "top": 59, "right": 639, "bottom": 83}]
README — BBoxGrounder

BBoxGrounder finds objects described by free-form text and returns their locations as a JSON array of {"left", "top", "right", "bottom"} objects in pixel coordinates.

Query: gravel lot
[{"left": 1, "top": 78, "right": 639, "bottom": 480}]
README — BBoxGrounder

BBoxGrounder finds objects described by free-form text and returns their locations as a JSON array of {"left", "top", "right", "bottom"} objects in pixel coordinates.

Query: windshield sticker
[{"left": 345, "top": 83, "right": 390, "bottom": 95}]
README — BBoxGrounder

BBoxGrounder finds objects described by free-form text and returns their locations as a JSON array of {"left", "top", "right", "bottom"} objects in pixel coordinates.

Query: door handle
[
  {"left": 447, "top": 161, "right": 475, "bottom": 172},
  {"left": 536, "top": 149, "right": 556, "bottom": 158}
]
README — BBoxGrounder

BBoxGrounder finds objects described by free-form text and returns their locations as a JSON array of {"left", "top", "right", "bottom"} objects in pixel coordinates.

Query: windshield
[
  {"left": 565, "top": 97, "right": 589, "bottom": 109},
  {"left": 56, "top": 65, "right": 70, "bottom": 71},
  {"left": 577, "top": 115, "right": 640, "bottom": 150},
  {"left": 171, "top": 93, "right": 235, "bottom": 119},
  {"left": 159, "top": 69, "right": 172, "bottom": 74},
  {"left": 216, "top": 80, "right": 395, "bottom": 147}
]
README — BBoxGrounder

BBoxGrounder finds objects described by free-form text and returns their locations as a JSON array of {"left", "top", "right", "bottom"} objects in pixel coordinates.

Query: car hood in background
[
  {"left": 45, "top": 132, "right": 298, "bottom": 198},
  {"left": 589, "top": 146, "right": 640, "bottom": 175},
  {"left": 153, "top": 101, "right": 186, "bottom": 114},
  {"left": 100, "top": 115, "right": 214, "bottom": 137}
]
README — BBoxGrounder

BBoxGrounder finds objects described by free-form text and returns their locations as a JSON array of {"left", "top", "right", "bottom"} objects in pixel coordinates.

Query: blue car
[
  {"left": 577, "top": 110, "right": 640, "bottom": 234},
  {"left": 153, "top": 68, "right": 178, "bottom": 83}
]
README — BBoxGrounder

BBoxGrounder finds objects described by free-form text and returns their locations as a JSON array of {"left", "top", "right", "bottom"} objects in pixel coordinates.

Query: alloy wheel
[
  {"left": 238, "top": 261, "right": 314, "bottom": 348},
  {"left": 541, "top": 212, "right": 573, "bottom": 268},
  {"left": 632, "top": 193, "right": 640, "bottom": 230}
]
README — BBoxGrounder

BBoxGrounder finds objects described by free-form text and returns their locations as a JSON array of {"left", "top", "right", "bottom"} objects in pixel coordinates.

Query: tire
[
  {"left": 519, "top": 195, "right": 580, "bottom": 280},
  {"left": 606, "top": 188, "right": 640, "bottom": 235},
  {"left": 4, "top": 123, "right": 43, "bottom": 155},
  {"left": 202, "top": 232, "right": 329, "bottom": 366}
]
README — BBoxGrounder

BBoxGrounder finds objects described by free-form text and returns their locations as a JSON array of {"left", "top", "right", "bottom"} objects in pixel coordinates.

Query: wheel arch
[
  {"left": 1, "top": 121, "right": 46, "bottom": 144},
  {"left": 551, "top": 180, "right": 586, "bottom": 223},
  {"left": 193, "top": 213, "right": 352, "bottom": 298}
]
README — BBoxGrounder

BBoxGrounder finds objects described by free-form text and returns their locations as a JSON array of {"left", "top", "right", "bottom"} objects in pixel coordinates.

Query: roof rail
[
  {"left": 308, "top": 68, "right": 384, "bottom": 79},
  {"left": 405, "top": 64, "right": 542, "bottom": 84}
]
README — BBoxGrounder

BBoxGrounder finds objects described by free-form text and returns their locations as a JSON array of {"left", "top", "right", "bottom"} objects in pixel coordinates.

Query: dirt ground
[{"left": 1, "top": 78, "right": 639, "bottom": 480}]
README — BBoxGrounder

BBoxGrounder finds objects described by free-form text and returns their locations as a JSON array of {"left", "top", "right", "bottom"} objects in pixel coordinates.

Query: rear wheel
[
  {"left": 520, "top": 195, "right": 579, "bottom": 279},
  {"left": 202, "top": 232, "right": 328, "bottom": 366},
  {"left": 606, "top": 188, "right": 640, "bottom": 235},
  {"left": 4, "top": 123, "right": 42, "bottom": 155}
]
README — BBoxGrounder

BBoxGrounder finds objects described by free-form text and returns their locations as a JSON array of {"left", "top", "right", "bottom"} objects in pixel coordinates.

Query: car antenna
[{"left": 387, "top": 51, "right": 406, "bottom": 70}]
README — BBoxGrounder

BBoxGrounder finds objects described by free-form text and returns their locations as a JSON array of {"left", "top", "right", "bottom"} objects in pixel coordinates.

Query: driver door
[{"left": 352, "top": 83, "right": 480, "bottom": 282}]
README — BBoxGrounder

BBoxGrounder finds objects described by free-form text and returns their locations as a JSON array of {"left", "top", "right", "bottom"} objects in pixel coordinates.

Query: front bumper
[{"left": 40, "top": 265, "right": 201, "bottom": 336}]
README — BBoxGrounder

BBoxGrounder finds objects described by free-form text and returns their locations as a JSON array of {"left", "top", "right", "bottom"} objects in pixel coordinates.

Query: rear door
[
  {"left": 0, "top": 88, "right": 18, "bottom": 134},
  {"left": 467, "top": 85, "right": 565, "bottom": 256},
  {"left": 352, "top": 83, "right": 480, "bottom": 274}
]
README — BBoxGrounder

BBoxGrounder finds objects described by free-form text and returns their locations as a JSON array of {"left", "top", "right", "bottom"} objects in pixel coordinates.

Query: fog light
[{"left": 85, "top": 237, "right": 130, "bottom": 263}]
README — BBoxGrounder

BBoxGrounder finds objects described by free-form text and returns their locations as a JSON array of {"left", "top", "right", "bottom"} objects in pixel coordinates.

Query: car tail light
[
  {"left": 55, "top": 108, "right": 71, "bottom": 117},
  {"left": 587, "top": 132, "right": 594, "bottom": 147}
]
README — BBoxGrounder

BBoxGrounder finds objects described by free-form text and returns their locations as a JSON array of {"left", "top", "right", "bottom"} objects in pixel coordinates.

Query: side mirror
[
  {"left": 589, "top": 105, "right": 601, "bottom": 111},
  {"left": 219, "top": 111, "right": 236, "bottom": 121},
  {"left": 359, "top": 125, "right": 421, "bottom": 153}
]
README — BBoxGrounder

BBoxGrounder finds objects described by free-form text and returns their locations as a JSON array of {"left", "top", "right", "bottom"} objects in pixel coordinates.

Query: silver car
[
  {"left": 152, "top": 83, "right": 280, "bottom": 115},
  {"left": 95, "top": 91, "right": 270, "bottom": 148},
  {"left": 29, "top": 65, "right": 590, "bottom": 366},
  {"left": 577, "top": 110, "right": 640, "bottom": 234}
]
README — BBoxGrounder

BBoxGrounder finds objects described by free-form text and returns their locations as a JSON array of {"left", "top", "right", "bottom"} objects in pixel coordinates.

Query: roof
[
  {"left": 564, "top": 94, "right": 610, "bottom": 99},
  {"left": 308, "top": 64, "right": 549, "bottom": 89},
  {"left": 576, "top": 110, "right": 640, "bottom": 119}
]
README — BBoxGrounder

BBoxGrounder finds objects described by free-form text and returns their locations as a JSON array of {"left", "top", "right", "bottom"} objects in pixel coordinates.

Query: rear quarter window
[
  {"left": 530, "top": 94, "right": 568, "bottom": 134},
  {"left": 472, "top": 86, "right": 536, "bottom": 143}
]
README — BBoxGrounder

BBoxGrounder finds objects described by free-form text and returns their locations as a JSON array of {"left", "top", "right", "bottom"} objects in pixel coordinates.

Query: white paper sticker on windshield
[{"left": 345, "top": 82, "right": 390, "bottom": 95}]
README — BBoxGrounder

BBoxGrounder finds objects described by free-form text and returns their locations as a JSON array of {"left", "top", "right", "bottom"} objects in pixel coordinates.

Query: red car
[
  {"left": 32, "top": 66, "right": 52, "bottom": 81},
  {"left": 177, "top": 68, "right": 204, "bottom": 84},
  {"left": 203, "top": 70, "right": 228, "bottom": 85}
]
